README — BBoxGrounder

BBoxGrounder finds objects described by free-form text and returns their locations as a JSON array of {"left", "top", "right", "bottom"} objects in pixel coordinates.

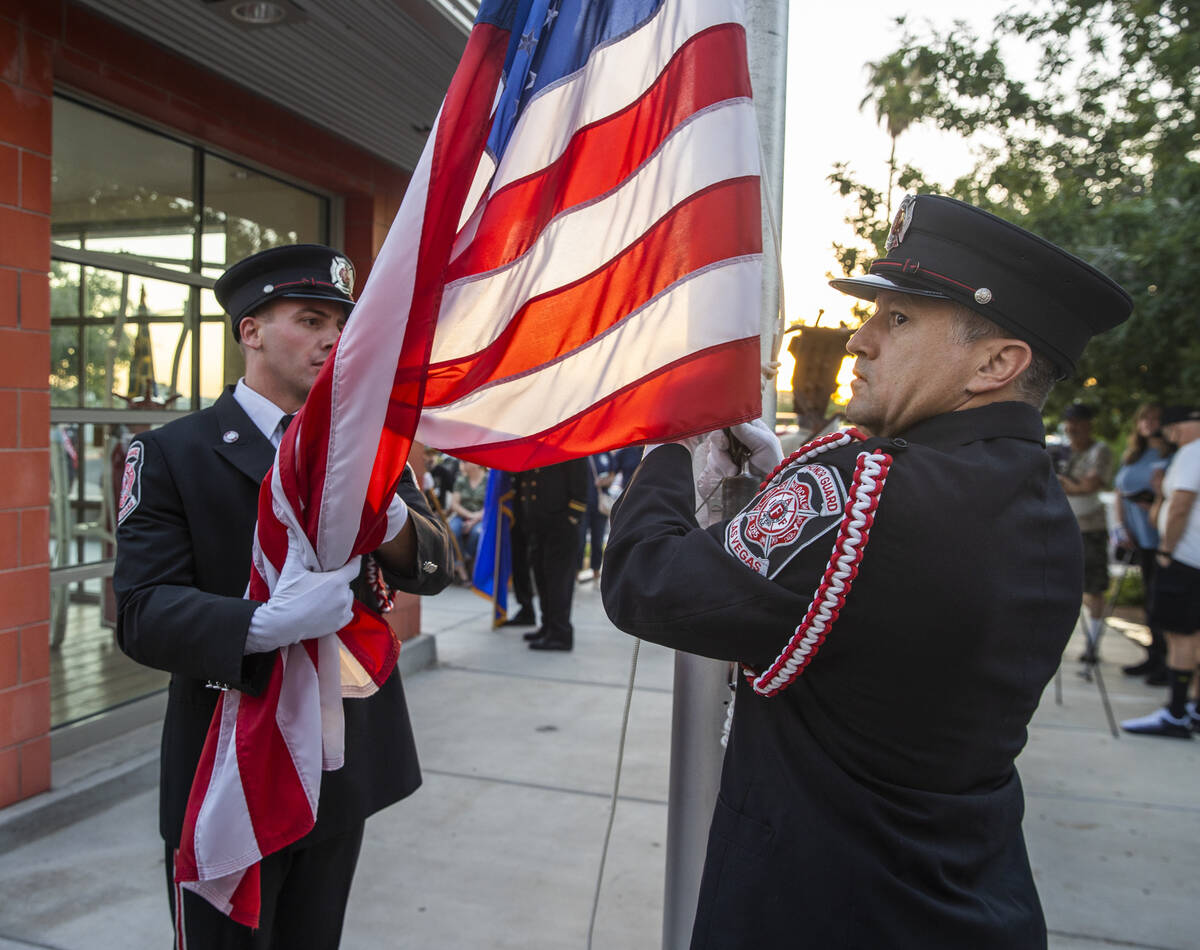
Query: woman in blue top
[{"left": 1114, "top": 403, "right": 1174, "bottom": 682}]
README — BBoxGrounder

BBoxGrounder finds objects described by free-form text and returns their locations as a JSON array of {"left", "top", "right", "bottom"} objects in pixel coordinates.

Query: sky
[{"left": 777, "top": 0, "right": 1029, "bottom": 396}]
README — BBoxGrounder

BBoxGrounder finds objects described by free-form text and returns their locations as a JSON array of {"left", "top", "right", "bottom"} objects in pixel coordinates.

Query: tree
[{"left": 831, "top": 0, "right": 1200, "bottom": 435}]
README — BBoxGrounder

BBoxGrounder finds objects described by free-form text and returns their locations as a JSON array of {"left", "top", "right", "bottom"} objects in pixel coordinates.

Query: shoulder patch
[
  {"left": 725, "top": 463, "right": 847, "bottom": 578},
  {"left": 117, "top": 442, "right": 144, "bottom": 525}
]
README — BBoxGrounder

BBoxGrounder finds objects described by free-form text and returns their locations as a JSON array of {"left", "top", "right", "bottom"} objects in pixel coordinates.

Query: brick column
[{"left": 0, "top": 5, "right": 54, "bottom": 808}]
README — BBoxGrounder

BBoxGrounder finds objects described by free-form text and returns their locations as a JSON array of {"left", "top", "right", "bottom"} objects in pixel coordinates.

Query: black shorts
[
  {"left": 1080, "top": 529, "right": 1110, "bottom": 595},
  {"left": 1148, "top": 558, "right": 1200, "bottom": 634}
]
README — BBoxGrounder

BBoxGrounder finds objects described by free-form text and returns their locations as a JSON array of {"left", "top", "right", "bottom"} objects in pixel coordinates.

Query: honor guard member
[
  {"left": 602, "top": 195, "right": 1133, "bottom": 949},
  {"left": 513, "top": 459, "right": 589, "bottom": 650},
  {"left": 113, "top": 244, "right": 451, "bottom": 948}
]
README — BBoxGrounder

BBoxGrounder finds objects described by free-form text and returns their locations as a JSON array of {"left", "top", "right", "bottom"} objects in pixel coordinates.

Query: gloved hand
[
  {"left": 245, "top": 544, "right": 362, "bottom": 654},
  {"left": 725, "top": 419, "right": 784, "bottom": 476},
  {"left": 382, "top": 491, "right": 409, "bottom": 544}
]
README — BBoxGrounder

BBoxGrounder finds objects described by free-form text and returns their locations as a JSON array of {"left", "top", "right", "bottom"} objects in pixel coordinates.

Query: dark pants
[
  {"left": 577, "top": 502, "right": 608, "bottom": 572},
  {"left": 166, "top": 822, "right": 364, "bottom": 949},
  {"left": 511, "top": 512, "right": 535, "bottom": 616},
  {"left": 1135, "top": 546, "right": 1167, "bottom": 657},
  {"left": 529, "top": 513, "right": 578, "bottom": 645}
]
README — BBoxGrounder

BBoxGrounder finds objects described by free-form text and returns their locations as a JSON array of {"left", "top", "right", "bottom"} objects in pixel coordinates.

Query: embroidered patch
[
  {"left": 117, "top": 442, "right": 144, "bottom": 525},
  {"left": 725, "top": 463, "right": 847, "bottom": 578}
]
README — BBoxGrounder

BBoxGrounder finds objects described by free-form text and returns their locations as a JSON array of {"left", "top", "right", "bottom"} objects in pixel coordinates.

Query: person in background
[
  {"left": 578, "top": 451, "right": 614, "bottom": 582},
  {"left": 1113, "top": 403, "right": 1173, "bottom": 683},
  {"left": 1121, "top": 405, "right": 1200, "bottom": 738},
  {"left": 1057, "top": 402, "right": 1113, "bottom": 655},
  {"left": 447, "top": 460, "right": 488, "bottom": 574}
]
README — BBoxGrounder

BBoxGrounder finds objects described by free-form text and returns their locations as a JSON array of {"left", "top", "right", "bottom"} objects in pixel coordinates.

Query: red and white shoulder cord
[{"left": 742, "top": 427, "right": 895, "bottom": 698}]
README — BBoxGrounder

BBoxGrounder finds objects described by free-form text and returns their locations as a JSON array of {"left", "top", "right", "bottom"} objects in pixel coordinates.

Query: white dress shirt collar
[{"left": 233, "top": 378, "right": 290, "bottom": 447}]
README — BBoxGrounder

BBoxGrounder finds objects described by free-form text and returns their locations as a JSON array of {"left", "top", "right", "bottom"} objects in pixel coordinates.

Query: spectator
[
  {"left": 1121, "top": 405, "right": 1200, "bottom": 738},
  {"left": 578, "top": 451, "right": 614, "bottom": 582},
  {"left": 1057, "top": 402, "right": 1113, "bottom": 654},
  {"left": 448, "top": 460, "right": 488, "bottom": 573},
  {"left": 1114, "top": 403, "right": 1173, "bottom": 683}
]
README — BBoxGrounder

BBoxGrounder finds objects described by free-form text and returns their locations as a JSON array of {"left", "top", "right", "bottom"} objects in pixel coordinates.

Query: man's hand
[
  {"left": 245, "top": 544, "right": 361, "bottom": 654},
  {"left": 724, "top": 420, "right": 784, "bottom": 476}
]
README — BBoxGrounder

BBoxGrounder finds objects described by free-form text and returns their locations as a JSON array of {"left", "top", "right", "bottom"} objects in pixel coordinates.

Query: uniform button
[{"left": 891, "top": 438, "right": 908, "bottom": 448}]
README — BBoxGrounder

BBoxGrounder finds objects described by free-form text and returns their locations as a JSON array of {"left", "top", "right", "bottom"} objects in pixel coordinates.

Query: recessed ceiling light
[{"left": 230, "top": 2, "right": 286, "bottom": 24}]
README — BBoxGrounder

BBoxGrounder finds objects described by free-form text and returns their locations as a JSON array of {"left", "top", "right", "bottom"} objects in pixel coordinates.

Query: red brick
[
  {"left": 19, "top": 507, "right": 46, "bottom": 566},
  {"left": 19, "top": 269, "right": 47, "bottom": 330},
  {"left": 0, "top": 745, "right": 17, "bottom": 807},
  {"left": 19, "top": 732, "right": 48, "bottom": 796},
  {"left": 19, "top": 389, "right": 46, "bottom": 446},
  {"left": 0, "top": 628, "right": 15, "bottom": 687},
  {"left": 0, "top": 510, "right": 17, "bottom": 568},
  {"left": 0, "top": 17, "right": 17, "bottom": 84},
  {"left": 0, "top": 449, "right": 48, "bottom": 510},
  {"left": 19, "top": 149, "right": 48, "bottom": 213},
  {"left": 19, "top": 621, "right": 46, "bottom": 681},
  {"left": 20, "top": 26, "right": 52, "bottom": 95},
  {"left": 0, "top": 265, "right": 15, "bottom": 326},
  {"left": 0, "top": 80, "right": 49, "bottom": 153},
  {"left": 0, "top": 679, "right": 50, "bottom": 746},
  {"left": 0, "top": 206, "right": 48, "bottom": 270},
  {"left": 0, "top": 2, "right": 64, "bottom": 39},
  {"left": 0, "top": 564, "right": 47, "bottom": 627},
  {"left": 0, "top": 142, "right": 16, "bottom": 205},
  {"left": 0, "top": 327, "right": 47, "bottom": 388},
  {"left": 0, "top": 389, "right": 16, "bottom": 447}
]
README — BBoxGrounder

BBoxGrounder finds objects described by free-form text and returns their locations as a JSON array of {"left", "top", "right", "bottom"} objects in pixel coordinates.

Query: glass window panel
[
  {"left": 199, "top": 321, "right": 231, "bottom": 406},
  {"left": 50, "top": 260, "right": 82, "bottom": 318},
  {"left": 50, "top": 327, "right": 80, "bottom": 406},
  {"left": 51, "top": 97, "right": 196, "bottom": 258},
  {"left": 203, "top": 155, "right": 326, "bottom": 269},
  {"left": 50, "top": 421, "right": 170, "bottom": 728}
]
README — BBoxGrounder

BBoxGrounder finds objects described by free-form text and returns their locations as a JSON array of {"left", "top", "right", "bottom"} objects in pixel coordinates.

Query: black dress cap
[
  {"left": 830, "top": 194, "right": 1133, "bottom": 374},
  {"left": 215, "top": 244, "right": 356, "bottom": 341}
]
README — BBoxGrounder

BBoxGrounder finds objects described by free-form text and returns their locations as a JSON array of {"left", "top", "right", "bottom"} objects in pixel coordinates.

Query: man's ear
[
  {"left": 238, "top": 310, "right": 267, "bottom": 351},
  {"left": 967, "top": 339, "right": 1032, "bottom": 395}
]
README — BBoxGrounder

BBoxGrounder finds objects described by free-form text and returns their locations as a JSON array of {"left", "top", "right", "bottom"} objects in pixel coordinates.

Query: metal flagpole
[{"left": 660, "top": 0, "right": 789, "bottom": 945}]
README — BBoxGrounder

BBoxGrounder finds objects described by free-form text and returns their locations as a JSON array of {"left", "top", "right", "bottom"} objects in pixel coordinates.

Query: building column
[{"left": 0, "top": 4, "right": 55, "bottom": 808}]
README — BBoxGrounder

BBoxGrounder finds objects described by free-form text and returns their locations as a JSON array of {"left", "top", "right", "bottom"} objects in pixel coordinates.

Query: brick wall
[
  {"left": 0, "top": 0, "right": 419, "bottom": 807},
  {"left": 0, "top": 3, "right": 53, "bottom": 808}
]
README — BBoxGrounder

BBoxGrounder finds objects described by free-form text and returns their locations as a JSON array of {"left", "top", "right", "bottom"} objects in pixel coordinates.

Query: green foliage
[
  {"left": 49, "top": 262, "right": 134, "bottom": 407},
  {"left": 832, "top": 0, "right": 1200, "bottom": 436}
]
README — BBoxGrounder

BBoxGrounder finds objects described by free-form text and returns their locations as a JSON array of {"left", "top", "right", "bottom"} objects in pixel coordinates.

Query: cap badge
[
  {"left": 222, "top": 430, "right": 240, "bottom": 443},
  {"left": 974, "top": 287, "right": 993, "bottom": 305},
  {"left": 263, "top": 284, "right": 274, "bottom": 293},
  {"left": 331, "top": 256, "right": 355, "bottom": 296},
  {"left": 885, "top": 194, "right": 917, "bottom": 253}
]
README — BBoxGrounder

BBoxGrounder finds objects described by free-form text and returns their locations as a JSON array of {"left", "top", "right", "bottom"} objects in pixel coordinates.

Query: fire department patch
[
  {"left": 725, "top": 463, "right": 847, "bottom": 578},
  {"left": 117, "top": 442, "right": 144, "bottom": 525}
]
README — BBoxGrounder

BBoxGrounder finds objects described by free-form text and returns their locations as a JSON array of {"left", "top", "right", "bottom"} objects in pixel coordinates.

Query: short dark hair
[{"left": 948, "top": 304, "right": 1059, "bottom": 408}]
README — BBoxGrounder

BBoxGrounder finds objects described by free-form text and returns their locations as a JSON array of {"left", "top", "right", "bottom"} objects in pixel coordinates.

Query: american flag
[{"left": 175, "top": 0, "right": 762, "bottom": 926}]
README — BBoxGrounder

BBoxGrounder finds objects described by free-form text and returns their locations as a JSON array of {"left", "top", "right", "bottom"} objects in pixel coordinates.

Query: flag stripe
[
  {"left": 424, "top": 175, "right": 760, "bottom": 405},
  {"left": 432, "top": 99, "right": 758, "bottom": 363},
  {"left": 450, "top": 23, "right": 750, "bottom": 281},
  {"left": 491, "top": 0, "right": 739, "bottom": 194},
  {"left": 442, "top": 337, "right": 762, "bottom": 469},
  {"left": 418, "top": 255, "right": 760, "bottom": 446}
]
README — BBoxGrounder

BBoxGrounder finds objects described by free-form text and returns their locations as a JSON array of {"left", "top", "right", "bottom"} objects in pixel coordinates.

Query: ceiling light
[
  {"left": 230, "top": 2, "right": 286, "bottom": 24},
  {"left": 202, "top": 0, "right": 309, "bottom": 30}
]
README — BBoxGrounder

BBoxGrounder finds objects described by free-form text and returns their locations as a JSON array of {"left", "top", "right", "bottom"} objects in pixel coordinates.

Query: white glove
[
  {"left": 382, "top": 492, "right": 409, "bottom": 544},
  {"left": 726, "top": 420, "right": 784, "bottom": 476},
  {"left": 245, "top": 545, "right": 361, "bottom": 654}
]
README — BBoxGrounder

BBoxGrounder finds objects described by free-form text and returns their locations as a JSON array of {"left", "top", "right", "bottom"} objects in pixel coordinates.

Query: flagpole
[{"left": 660, "top": 0, "right": 788, "bottom": 945}]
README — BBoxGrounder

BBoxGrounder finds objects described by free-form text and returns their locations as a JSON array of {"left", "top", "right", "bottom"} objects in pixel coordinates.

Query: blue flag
[{"left": 471, "top": 470, "right": 514, "bottom": 626}]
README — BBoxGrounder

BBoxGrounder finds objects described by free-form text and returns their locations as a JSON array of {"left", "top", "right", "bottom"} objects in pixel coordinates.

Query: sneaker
[
  {"left": 577, "top": 568, "right": 595, "bottom": 583},
  {"left": 1120, "top": 708, "right": 1193, "bottom": 739},
  {"left": 1122, "top": 657, "right": 1165, "bottom": 677},
  {"left": 1187, "top": 701, "right": 1200, "bottom": 733}
]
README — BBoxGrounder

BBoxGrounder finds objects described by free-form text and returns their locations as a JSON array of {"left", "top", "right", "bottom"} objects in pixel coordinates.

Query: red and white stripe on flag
[{"left": 174, "top": 0, "right": 763, "bottom": 927}]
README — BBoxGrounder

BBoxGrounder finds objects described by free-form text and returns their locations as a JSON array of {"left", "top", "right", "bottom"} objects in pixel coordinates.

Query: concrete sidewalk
[{"left": 1, "top": 581, "right": 1197, "bottom": 949}]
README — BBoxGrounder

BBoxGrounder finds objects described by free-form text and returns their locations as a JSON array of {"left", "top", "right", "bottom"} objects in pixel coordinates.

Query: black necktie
[{"left": 279, "top": 413, "right": 295, "bottom": 434}]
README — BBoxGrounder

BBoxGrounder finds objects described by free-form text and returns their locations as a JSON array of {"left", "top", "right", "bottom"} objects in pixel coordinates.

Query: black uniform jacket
[
  {"left": 602, "top": 402, "right": 1081, "bottom": 950},
  {"left": 513, "top": 459, "right": 589, "bottom": 522},
  {"left": 114, "top": 386, "right": 451, "bottom": 848}
]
